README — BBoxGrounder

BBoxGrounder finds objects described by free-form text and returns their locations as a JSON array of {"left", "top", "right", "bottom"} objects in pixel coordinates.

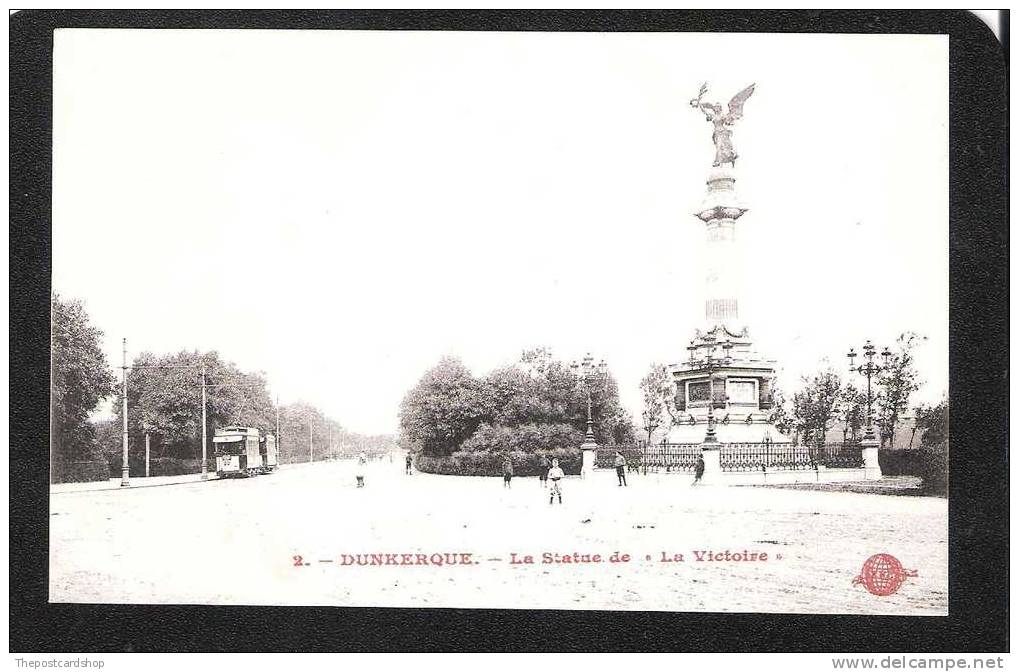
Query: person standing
[
  {"left": 692, "top": 454, "right": 705, "bottom": 486},
  {"left": 547, "top": 458, "right": 565, "bottom": 505},
  {"left": 356, "top": 451, "right": 367, "bottom": 488},
  {"left": 502, "top": 455, "right": 514, "bottom": 488},
  {"left": 405, "top": 452, "right": 413, "bottom": 475},
  {"left": 538, "top": 455, "right": 551, "bottom": 488},
  {"left": 613, "top": 450, "right": 628, "bottom": 487}
]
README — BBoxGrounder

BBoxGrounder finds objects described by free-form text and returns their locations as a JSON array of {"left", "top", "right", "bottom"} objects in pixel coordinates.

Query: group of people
[
  {"left": 356, "top": 450, "right": 706, "bottom": 495},
  {"left": 500, "top": 455, "right": 566, "bottom": 504}
]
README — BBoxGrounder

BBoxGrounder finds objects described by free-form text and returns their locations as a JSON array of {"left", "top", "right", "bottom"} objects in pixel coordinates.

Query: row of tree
[
  {"left": 50, "top": 293, "right": 391, "bottom": 471},
  {"left": 640, "top": 332, "right": 946, "bottom": 448},
  {"left": 398, "top": 348, "right": 635, "bottom": 457}
]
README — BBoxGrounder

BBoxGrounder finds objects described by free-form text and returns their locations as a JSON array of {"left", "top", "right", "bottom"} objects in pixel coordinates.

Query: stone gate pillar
[
  {"left": 862, "top": 439, "right": 882, "bottom": 480},
  {"left": 580, "top": 435, "right": 598, "bottom": 479}
]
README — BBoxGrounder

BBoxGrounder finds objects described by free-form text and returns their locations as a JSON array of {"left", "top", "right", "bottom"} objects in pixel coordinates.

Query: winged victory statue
[{"left": 690, "top": 83, "right": 755, "bottom": 167}]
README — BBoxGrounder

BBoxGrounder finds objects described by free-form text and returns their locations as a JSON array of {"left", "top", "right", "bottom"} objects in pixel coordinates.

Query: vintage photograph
[{"left": 48, "top": 28, "right": 950, "bottom": 615}]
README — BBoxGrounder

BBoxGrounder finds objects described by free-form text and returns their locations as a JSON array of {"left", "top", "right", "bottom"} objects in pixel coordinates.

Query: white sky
[{"left": 53, "top": 30, "right": 948, "bottom": 435}]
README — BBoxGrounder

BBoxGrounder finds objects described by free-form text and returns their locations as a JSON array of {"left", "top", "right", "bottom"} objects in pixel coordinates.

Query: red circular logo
[{"left": 853, "top": 553, "right": 918, "bottom": 596}]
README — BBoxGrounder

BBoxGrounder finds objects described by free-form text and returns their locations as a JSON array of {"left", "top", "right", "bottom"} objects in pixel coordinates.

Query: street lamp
[
  {"left": 846, "top": 340, "right": 892, "bottom": 446},
  {"left": 686, "top": 334, "right": 733, "bottom": 444},
  {"left": 571, "top": 353, "right": 609, "bottom": 478},
  {"left": 571, "top": 353, "right": 609, "bottom": 446}
]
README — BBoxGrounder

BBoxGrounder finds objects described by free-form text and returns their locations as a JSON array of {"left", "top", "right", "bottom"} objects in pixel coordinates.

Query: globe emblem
[{"left": 853, "top": 553, "right": 918, "bottom": 596}]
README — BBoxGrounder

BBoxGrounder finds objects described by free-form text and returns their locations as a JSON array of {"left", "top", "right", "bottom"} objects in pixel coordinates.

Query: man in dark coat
[{"left": 693, "top": 455, "right": 705, "bottom": 486}]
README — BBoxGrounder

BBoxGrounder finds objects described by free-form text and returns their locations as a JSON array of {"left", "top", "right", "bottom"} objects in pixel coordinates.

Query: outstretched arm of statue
[{"left": 695, "top": 102, "right": 716, "bottom": 121}]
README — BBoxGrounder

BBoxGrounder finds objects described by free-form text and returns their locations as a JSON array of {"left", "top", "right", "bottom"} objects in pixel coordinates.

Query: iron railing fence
[
  {"left": 594, "top": 441, "right": 863, "bottom": 474},
  {"left": 719, "top": 442, "right": 864, "bottom": 472},
  {"left": 594, "top": 445, "right": 644, "bottom": 470},
  {"left": 642, "top": 442, "right": 703, "bottom": 473},
  {"left": 596, "top": 442, "right": 703, "bottom": 474}
]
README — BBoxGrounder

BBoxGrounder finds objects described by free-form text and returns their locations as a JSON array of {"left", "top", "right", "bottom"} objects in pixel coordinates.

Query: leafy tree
[
  {"left": 639, "top": 363, "right": 676, "bottom": 444},
  {"left": 876, "top": 332, "right": 926, "bottom": 448},
  {"left": 114, "top": 350, "right": 276, "bottom": 460},
  {"left": 483, "top": 364, "right": 544, "bottom": 426},
  {"left": 791, "top": 369, "right": 843, "bottom": 447},
  {"left": 276, "top": 401, "right": 392, "bottom": 464},
  {"left": 400, "top": 349, "right": 635, "bottom": 456},
  {"left": 399, "top": 357, "right": 490, "bottom": 456},
  {"left": 461, "top": 422, "right": 583, "bottom": 453},
  {"left": 914, "top": 398, "right": 948, "bottom": 448},
  {"left": 767, "top": 383, "right": 794, "bottom": 436},
  {"left": 519, "top": 347, "right": 584, "bottom": 426},
  {"left": 51, "top": 294, "right": 115, "bottom": 463},
  {"left": 519, "top": 347, "right": 632, "bottom": 445},
  {"left": 839, "top": 383, "right": 867, "bottom": 442},
  {"left": 92, "top": 416, "right": 121, "bottom": 465}
]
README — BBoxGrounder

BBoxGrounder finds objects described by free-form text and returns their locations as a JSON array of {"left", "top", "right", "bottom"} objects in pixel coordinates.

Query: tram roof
[{"left": 214, "top": 426, "right": 261, "bottom": 436}]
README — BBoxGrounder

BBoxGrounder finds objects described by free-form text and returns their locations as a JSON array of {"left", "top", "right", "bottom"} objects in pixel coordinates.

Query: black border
[{"left": 10, "top": 10, "right": 1008, "bottom": 652}]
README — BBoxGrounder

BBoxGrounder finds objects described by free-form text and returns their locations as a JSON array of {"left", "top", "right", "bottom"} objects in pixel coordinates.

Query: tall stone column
[
  {"left": 668, "top": 83, "right": 788, "bottom": 446},
  {"left": 698, "top": 167, "right": 747, "bottom": 334}
]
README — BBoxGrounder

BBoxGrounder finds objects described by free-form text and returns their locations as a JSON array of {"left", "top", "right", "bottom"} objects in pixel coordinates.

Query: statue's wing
[{"left": 727, "top": 83, "right": 755, "bottom": 120}]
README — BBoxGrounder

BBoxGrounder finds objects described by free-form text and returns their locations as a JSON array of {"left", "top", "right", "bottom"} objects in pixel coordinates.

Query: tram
[{"left": 213, "top": 425, "right": 278, "bottom": 477}]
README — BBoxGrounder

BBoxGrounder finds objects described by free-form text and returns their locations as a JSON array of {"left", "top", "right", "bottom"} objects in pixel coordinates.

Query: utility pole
[
  {"left": 145, "top": 432, "right": 150, "bottom": 478},
  {"left": 201, "top": 364, "right": 208, "bottom": 479},
  {"left": 121, "top": 338, "right": 129, "bottom": 487}
]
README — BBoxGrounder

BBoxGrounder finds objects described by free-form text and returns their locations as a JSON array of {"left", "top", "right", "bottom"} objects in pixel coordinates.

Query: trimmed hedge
[
  {"left": 878, "top": 449, "right": 923, "bottom": 477},
  {"left": 879, "top": 444, "right": 948, "bottom": 495},
  {"left": 52, "top": 460, "right": 110, "bottom": 484},
  {"left": 416, "top": 448, "right": 582, "bottom": 477},
  {"left": 917, "top": 441, "right": 948, "bottom": 496}
]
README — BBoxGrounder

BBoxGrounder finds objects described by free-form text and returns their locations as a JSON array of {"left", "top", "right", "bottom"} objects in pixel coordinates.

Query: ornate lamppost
[
  {"left": 572, "top": 353, "right": 609, "bottom": 478},
  {"left": 686, "top": 335, "right": 733, "bottom": 444},
  {"left": 846, "top": 340, "right": 892, "bottom": 447}
]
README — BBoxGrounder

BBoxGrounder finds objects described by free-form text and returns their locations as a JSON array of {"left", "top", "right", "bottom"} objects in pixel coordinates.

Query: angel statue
[{"left": 690, "top": 83, "right": 755, "bottom": 167}]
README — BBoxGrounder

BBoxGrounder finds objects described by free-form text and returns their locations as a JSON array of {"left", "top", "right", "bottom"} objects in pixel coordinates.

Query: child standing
[
  {"left": 613, "top": 450, "right": 628, "bottom": 487},
  {"left": 356, "top": 452, "right": 367, "bottom": 488},
  {"left": 502, "top": 455, "right": 514, "bottom": 488},
  {"left": 547, "top": 458, "right": 565, "bottom": 505}
]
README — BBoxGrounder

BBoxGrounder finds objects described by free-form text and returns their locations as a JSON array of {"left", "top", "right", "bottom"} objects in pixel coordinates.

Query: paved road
[{"left": 49, "top": 459, "right": 948, "bottom": 614}]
